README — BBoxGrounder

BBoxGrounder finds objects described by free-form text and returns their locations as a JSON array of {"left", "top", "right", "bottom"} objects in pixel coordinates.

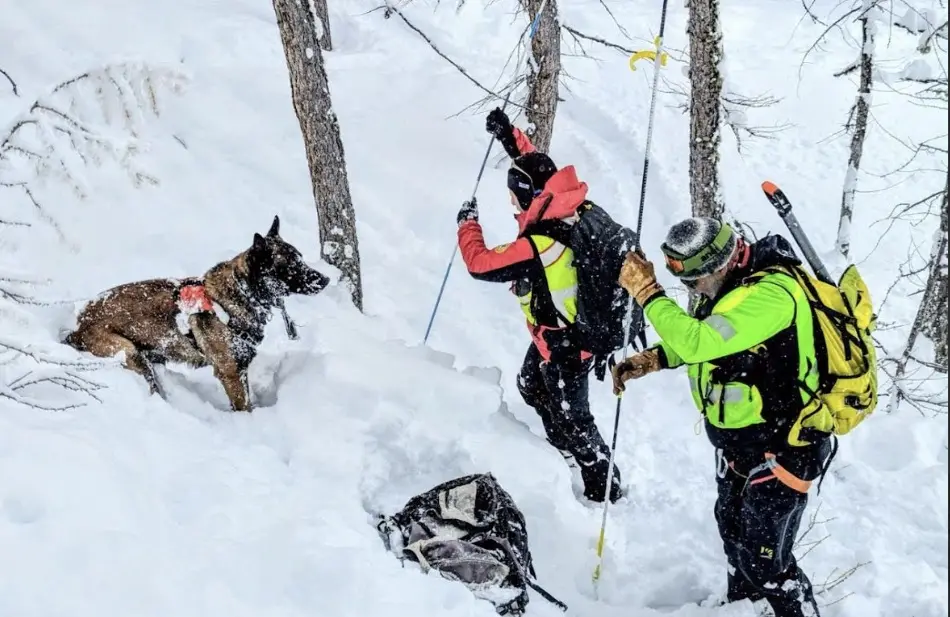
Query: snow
[
  {"left": 900, "top": 57, "right": 936, "bottom": 81},
  {"left": 0, "top": 1, "right": 947, "bottom": 617}
]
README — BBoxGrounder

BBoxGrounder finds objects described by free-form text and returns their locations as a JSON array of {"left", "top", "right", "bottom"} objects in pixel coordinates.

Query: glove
[
  {"left": 457, "top": 198, "right": 478, "bottom": 226},
  {"left": 611, "top": 349, "right": 662, "bottom": 395},
  {"left": 618, "top": 250, "right": 665, "bottom": 307},
  {"left": 485, "top": 107, "right": 512, "bottom": 140},
  {"left": 485, "top": 107, "right": 521, "bottom": 159}
]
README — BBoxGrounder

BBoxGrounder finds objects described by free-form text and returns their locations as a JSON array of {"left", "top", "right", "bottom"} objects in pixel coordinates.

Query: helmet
[
  {"left": 507, "top": 152, "right": 557, "bottom": 210},
  {"left": 660, "top": 217, "right": 738, "bottom": 280}
]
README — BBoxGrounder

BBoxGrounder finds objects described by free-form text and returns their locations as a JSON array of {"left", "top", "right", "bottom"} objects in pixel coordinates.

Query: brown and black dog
[{"left": 63, "top": 216, "right": 329, "bottom": 411}]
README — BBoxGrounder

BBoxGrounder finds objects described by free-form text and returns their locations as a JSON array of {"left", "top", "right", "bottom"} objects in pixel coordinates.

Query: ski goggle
[{"left": 660, "top": 222, "right": 734, "bottom": 279}]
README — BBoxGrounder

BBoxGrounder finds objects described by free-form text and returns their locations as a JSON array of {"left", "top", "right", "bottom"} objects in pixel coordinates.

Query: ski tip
[{"left": 761, "top": 180, "right": 779, "bottom": 196}]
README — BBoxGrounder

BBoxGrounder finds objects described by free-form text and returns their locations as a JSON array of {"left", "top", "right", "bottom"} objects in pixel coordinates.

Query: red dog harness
[{"left": 177, "top": 283, "right": 214, "bottom": 314}]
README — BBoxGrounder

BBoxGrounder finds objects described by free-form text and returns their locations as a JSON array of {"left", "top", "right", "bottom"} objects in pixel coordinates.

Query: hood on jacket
[{"left": 515, "top": 165, "right": 589, "bottom": 234}]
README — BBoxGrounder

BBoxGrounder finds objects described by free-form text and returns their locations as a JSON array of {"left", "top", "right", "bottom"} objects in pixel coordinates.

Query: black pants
[
  {"left": 516, "top": 343, "right": 621, "bottom": 502},
  {"left": 714, "top": 441, "right": 830, "bottom": 617}
]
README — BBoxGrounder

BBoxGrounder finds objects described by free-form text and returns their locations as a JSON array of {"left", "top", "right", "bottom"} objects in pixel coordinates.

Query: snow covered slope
[{"left": 0, "top": 0, "right": 946, "bottom": 616}]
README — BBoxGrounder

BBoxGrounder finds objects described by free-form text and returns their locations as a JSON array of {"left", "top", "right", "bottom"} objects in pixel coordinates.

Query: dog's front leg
[{"left": 189, "top": 313, "right": 251, "bottom": 412}]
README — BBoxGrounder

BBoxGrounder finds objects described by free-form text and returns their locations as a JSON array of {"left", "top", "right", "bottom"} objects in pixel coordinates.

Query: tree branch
[
  {"left": 0, "top": 67, "right": 18, "bottom": 96},
  {"left": 377, "top": 3, "right": 517, "bottom": 107},
  {"left": 594, "top": 0, "right": 633, "bottom": 40},
  {"left": 562, "top": 24, "right": 636, "bottom": 55}
]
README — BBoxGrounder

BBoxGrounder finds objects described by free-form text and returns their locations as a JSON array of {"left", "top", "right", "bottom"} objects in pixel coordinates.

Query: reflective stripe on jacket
[{"left": 644, "top": 271, "right": 819, "bottom": 449}]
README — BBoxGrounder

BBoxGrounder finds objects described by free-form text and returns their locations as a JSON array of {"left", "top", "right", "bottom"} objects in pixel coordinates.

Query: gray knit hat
[{"left": 660, "top": 217, "right": 738, "bottom": 280}]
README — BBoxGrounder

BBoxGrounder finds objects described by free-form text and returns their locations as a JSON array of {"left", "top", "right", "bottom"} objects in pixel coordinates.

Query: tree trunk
[
  {"left": 311, "top": 0, "right": 332, "bottom": 52},
  {"left": 686, "top": 0, "right": 725, "bottom": 219},
  {"left": 919, "top": 171, "right": 949, "bottom": 371},
  {"left": 836, "top": 16, "right": 874, "bottom": 259},
  {"left": 521, "top": 0, "right": 560, "bottom": 153},
  {"left": 272, "top": 0, "right": 362, "bottom": 310},
  {"left": 887, "top": 171, "right": 949, "bottom": 413}
]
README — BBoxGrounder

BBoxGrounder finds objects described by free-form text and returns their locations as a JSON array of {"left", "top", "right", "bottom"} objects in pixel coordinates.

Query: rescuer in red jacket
[{"left": 455, "top": 108, "right": 622, "bottom": 503}]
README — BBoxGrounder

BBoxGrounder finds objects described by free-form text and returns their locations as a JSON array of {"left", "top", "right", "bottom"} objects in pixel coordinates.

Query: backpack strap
[{"left": 521, "top": 219, "right": 574, "bottom": 246}]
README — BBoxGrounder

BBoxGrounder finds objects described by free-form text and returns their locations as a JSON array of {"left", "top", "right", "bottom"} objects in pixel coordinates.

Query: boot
[
  {"left": 766, "top": 572, "right": 820, "bottom": 617},
  {"left": 727, "top": 570, "right": 765, "bottom": 603},
  {"left": 578, "top": 456, "right": 622, "bottom": 503}
]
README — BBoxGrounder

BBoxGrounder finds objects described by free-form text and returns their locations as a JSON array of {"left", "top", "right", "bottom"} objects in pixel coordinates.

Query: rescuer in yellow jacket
[{"left": 612, "top": 217, "right": 830, "bottom": 617}]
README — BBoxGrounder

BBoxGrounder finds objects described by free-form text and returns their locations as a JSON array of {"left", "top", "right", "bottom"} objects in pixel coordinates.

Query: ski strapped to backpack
[
  {"left": 519, "top": 198, "right": 648, "bottom": 380},
  {"left": 760, "top": 182, "right": 878, "bottom": 444}
]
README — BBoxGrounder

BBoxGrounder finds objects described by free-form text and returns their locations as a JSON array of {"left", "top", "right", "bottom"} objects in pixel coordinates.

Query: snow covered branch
[
  {"left": 891, "top": 3, "right": 948, "bottom": 51},
  {"left": 0, "top": 63, "right": 186, "bottom": 193},
  {"left": 0, "top": 62, "right": 187, "bottom": 241},
  {"left": 658, "top": 78, "right": 788, "bottom": 153},
  {"left": 0, "top": 336, "right": 109, "bottom": 412},
  {"left": 0, "top": 269, "right": 59, "bottom": 306}
]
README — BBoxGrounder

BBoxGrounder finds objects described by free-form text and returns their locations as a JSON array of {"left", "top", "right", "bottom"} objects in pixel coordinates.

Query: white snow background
[{"left": 0, "top": 0, "right": 947, "bottom": 616}]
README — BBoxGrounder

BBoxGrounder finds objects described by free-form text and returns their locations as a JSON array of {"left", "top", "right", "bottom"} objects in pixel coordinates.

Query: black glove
[
  {"left": 486, "top": 108, "right": 512, "bottom": 140},
  {"left": 485, "top": 107, "right": 521, "bottom": 159},
  {"left": 457, "top": 198, "right": 478, "bottom": 226}
]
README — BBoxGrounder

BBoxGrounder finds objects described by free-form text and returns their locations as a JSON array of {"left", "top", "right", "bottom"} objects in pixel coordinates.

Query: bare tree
[
  {"left": 273, "top": 0, "right": 364, "bottom": 310},
  {"left": 686, "top": 0, "right": 725, "bottom": 219},
  {"left": 312, "top": 0, "right": 333, "bottom": 51},
  {"left": 918, "top": 172, "right": 948, "bottom": 368},
  {"left": 520, "top": 0, "right": 561, "bottom": 152},
  {"left": 834, "top": 8, "right": 877, "bottom": 259}
]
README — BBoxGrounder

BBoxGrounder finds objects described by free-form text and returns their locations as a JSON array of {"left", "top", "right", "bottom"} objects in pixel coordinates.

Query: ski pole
[
  {"left": 761, "top": 181, "right": 835, "bottom": 285},
  {"left": 423, "top": 110, "right": 505, "bottom": 345},
  {"left": 592, "top": 0, "right": 670, "bottom": 590},
  {"left": 423, "top": 0, "right": 550, "bottom": 345}
]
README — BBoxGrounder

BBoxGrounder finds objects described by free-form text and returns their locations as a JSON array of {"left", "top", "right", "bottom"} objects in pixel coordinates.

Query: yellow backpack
[{"left": 762, "top": 263, "right": 878, "bottom": 438}]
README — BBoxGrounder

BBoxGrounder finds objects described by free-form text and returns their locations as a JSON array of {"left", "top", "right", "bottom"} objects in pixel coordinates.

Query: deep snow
[{"left": 0, "top": 0, "right": 947, "bottom": 616}]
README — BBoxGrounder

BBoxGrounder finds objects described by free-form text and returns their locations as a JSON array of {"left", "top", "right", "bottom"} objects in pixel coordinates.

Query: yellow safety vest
[{"left": 515, "top": 235, "right": 579, "bottom": 327}]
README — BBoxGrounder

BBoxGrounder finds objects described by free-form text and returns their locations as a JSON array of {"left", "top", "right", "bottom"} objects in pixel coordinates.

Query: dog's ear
[
  {"left": 267, "top": 215, "right": 280, "bottom": 238},
  {"left": 252, "top": 232, "right": 268, "bottom": 254}
]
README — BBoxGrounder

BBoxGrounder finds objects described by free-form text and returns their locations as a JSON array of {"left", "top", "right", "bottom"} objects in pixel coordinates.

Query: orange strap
[{"left": 748, "top": 453, "right": 812, "bottom": 494}]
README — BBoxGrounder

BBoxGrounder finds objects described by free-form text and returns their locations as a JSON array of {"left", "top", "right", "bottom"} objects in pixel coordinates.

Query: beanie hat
[
  {"left": 660, "top": 217, "right": 738, "bottom": 280},
  {"left": 507, "top": 152, "right": 557, "bottom": 210}
]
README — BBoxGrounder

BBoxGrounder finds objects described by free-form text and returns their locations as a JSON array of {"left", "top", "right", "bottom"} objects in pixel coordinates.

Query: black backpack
[
  {"left": 521, "top": 200, "right": 648, "bottom": 380},
  {"left": 375, "top": 473, "right": 567, "bottom": 615}
]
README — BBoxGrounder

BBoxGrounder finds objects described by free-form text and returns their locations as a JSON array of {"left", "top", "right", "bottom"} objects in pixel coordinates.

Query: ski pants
[
  {"left": 516, "top": 343, "right": 620, "bottom": 500},
  {"left": 714, "top": 440, "right": 831, "bottom": 617}
]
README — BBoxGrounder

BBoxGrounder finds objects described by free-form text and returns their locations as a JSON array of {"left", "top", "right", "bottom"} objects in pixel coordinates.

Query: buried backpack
[
  {"left": 520, "top": 200, "right": 648, "bottom": 380},
  {"left": 375, "top": 473, "right": 567, "bottom": 615}
]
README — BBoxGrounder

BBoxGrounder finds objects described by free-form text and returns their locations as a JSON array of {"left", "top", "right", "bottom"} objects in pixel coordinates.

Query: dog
[{"left": 63, "top": 215, "right": 329, "bottom": 411}]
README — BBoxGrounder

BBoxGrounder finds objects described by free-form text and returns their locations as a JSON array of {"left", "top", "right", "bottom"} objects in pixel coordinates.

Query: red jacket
[{"left": 457, "top": 128, "right": 591, "bottom": 362}]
